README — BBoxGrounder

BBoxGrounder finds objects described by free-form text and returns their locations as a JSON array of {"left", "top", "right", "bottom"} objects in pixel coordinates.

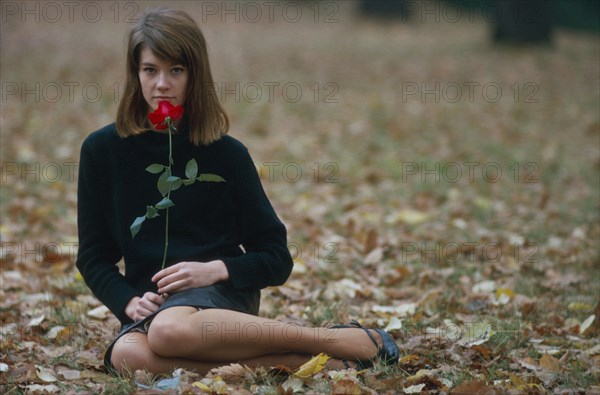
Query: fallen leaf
[
  {"left": 332, "top": 379, "right": 362, "bottom": 394},
  {"left": 25, "top": 384, "right": 60, "bottom": 394},
  {"left": 46, "top": 326, "right": 66, "bottom": 340},
  {"left": 282, "top": 377, "right": 305, "bottom": 392},
  {"left": 472, "top": 280, "right": 495, "bottom": 293},
  {"left": 192, "top": 381, "right": 212, "bottom": 392},
  {"left": 294, "top": 353, "right": 330, "bottom": 378},
  {"left": 364, "top": 247, "right": 384, "bottom": 265},
  {"left": 450, "top": 379, "right": 498, "bottom": 394},
  {"left": 539, "top": 353, "right": 561, "bottom": 373},
  {"left": 87, "top": 305, "right": 110, "bottom": 320},
  {"left": 56, "top": 366, "right": 81, "bottom": 380},
  {"left": 518, "top": 357, "right": 539, "bottom": 371},
  {"left": 395, "top": 209, "right": 429, "bottom": 225},
  {"left": 471, "top": 345, "right": 492, "bottom": 359},
  {"left": 210, "top": 363, "right": 252, "bottom": 383},
  {"left": 364, "top": 228, "right": 378, "bottom": 254},
  {"left": 35, "top": 365, "right": 57, "bottom": 383},
  {"left": 458, "top": 321, "right": 492, "bottom": 346},
  {"left": 28, "top": 315, "right": 45, "bottom": 327},
  {"left": 373, "top": 303, "right": 416, "bottom": 317},
  {"left": 384, "top": 317, "right": 403, "bottom": 332},
  {"left": 495, "top": 288, "right": 514, "bottom": 300},
  {"left": 579, "top": 314, "right": 595, "bottom": 335},
  {"left": 403, "top": 383, "right": 426, "bottom": 393}
]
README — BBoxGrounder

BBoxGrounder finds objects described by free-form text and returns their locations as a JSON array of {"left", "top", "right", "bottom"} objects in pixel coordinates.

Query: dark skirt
[{"left": 103, "top": 284, "right": 260, "bottom": 373}]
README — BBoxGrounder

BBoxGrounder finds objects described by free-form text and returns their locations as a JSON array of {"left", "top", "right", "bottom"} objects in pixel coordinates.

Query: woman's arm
[
  {"left": 220, "top": 145, "right": 294, "bottom": 290},
  {"left": 75, "top": 134, "right": 140, "bottom": 324}
]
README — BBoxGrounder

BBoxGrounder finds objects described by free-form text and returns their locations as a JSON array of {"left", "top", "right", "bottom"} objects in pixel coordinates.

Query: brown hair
[{"left": 116, "top": 8, "right": 229, "bottom": 145}]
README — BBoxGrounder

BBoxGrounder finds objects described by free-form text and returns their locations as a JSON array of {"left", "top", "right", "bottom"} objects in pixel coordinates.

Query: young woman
[{"left": 76, "top": 7, "right": 399, "bottom": 375}]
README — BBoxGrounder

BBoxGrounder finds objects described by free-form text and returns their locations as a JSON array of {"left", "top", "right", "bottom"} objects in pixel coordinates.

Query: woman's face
[{"left": 138, "top": 46, "right": 189, "bottom": 112}]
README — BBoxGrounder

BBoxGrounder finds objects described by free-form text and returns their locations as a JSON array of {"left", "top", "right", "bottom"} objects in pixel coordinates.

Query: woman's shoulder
[
  {"left": 81, "top": 123, "right": 121, "bottom": 149},
  {"left": 209, "top": 134, "right": 251, "bottom": 156}
]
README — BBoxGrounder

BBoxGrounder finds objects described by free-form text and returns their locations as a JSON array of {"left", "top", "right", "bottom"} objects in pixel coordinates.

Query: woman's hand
[
  {"left": 152, "top": 260, "right": 229, "bottom": 294},
  {"left": 125, "top": 292, "right": 167, "bottom": 322}
]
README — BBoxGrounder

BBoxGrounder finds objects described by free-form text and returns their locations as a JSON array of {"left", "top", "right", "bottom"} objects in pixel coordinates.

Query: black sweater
[{"left": 76, "top": 124, "right": 293, "bottom": 324}]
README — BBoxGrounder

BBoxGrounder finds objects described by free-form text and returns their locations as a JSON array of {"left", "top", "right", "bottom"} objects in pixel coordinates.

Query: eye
[
  {"left": 172, "top": 67, "right": 185, "bottom": 75},
  {"left": 142, "top": 67, "right": 156, "bottom": 74}
]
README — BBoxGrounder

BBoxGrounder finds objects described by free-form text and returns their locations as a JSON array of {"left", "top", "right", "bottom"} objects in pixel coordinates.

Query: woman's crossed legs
[{"left": 110, "top": 306, "right": 386, "bottom": 374}]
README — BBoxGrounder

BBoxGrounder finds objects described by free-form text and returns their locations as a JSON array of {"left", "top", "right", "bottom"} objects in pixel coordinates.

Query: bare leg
[
  {"left": 110, "top": 332, "right": 349, "bottom": 375},
  {"left": 146, "top": 307, "right": 381, "bottom": 363}
]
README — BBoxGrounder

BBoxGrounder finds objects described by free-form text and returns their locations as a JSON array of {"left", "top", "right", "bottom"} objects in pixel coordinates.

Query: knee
[
  {"left": 110, "top": 334, "right": 151, "bottom": 374},
  {"left": 147, "top": 317, "right": 192, "bottom": 357}
]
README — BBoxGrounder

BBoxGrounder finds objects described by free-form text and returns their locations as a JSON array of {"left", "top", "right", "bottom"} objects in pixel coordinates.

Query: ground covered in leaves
[{"left": 1, "top": 1, "right": 599, "bottom": 394}]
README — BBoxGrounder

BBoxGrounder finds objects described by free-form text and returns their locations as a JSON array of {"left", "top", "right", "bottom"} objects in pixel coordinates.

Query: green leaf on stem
[
  {"left": 156, "top": 197, "right": 175, "bottom": 209},
  {"left": 157, "top": 172, "right": 171, "bottom": 197},
  {"left": 130, "top": 215, "right": 146, "bottom": 238},
  {"left": 145, "top": 205, "right": 159, "bottom": 218},
  {"left": 166, "top": 176, "right": 180, "bottom": 183},
  {"left": 198, "top": 173, "right": 226, "bottom": 182},
  {"left": 169, "top": 177, "right": 183, "bottom": 191},
  {"left": 146, "top": 164, "right": 165, "bottom": 174},
  {"left": 185, "top": 158, "right": 198, "bottom": 179},
  {"left": 183, "top": 179, "right": 195, "bottom": 186}
]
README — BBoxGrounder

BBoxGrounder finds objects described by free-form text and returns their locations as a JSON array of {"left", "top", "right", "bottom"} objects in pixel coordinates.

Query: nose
[{"left": 157, "top": 72, "right": 170, "bottom": 90}]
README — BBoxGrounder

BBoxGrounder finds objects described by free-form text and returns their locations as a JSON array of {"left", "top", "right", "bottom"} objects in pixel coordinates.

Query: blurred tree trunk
[
  {"left": 359, "top": 0, "right": 411, "bottom": 19},
  {"left": 493, "top": 0, "right": 553, "bottom": 44}
]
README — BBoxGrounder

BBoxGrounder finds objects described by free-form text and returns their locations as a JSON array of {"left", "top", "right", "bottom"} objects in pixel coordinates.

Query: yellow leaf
[
  {"left": 294, "top": 353, "right": 330, "bottom": 378},
  {"left": 395, "top": 209, "right": 429, "bottom": 225},
  {"left": 192, "top": 381, "right": 212, "bottom": 391},
  {"left": 495, "top": 288, "right": 514, "bottom": 300},
  {"left": 568, "top": 302, "right": 594, "bottom": 312},
  {"left": 509, "top": 373, "right": 526, "bottom": 387}
]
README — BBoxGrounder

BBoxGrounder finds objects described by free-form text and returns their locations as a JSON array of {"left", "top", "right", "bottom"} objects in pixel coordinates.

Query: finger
[
  {"left": 158, "top": 279, "right": 188, "bottom": 294},
  {"left": 152, "top": 262, "right": 184, "bottom": 282},
  {"left": 156, "top": 271, "right": 184, "bottom": 289},
  {"left": 145, "top": 292, "right": 166, "bottom": 305},
  {"left": 139, "top": 298, "right": 160, "bottom": 311},
  {"left": 136, "top": 306, "right": 153, "bottom": 320}
]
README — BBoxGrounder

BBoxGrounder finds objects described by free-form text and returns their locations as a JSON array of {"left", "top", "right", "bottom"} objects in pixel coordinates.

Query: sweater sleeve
[
  {"left": 75, "top": 136, "right": 139, "bottom": 324},
  {"left": 221, "top": 146, "right": 293, "bottom": 290}
]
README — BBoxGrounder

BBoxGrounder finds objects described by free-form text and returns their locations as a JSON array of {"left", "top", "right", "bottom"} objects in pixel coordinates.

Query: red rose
[{"left": 149, "top": 101, "right": 184, "bottom": 130}]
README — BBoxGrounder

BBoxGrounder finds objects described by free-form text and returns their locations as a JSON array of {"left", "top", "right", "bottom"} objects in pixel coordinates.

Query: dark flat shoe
[{"left": 332, "top": 319, "right": 400, "bottom": 369}]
